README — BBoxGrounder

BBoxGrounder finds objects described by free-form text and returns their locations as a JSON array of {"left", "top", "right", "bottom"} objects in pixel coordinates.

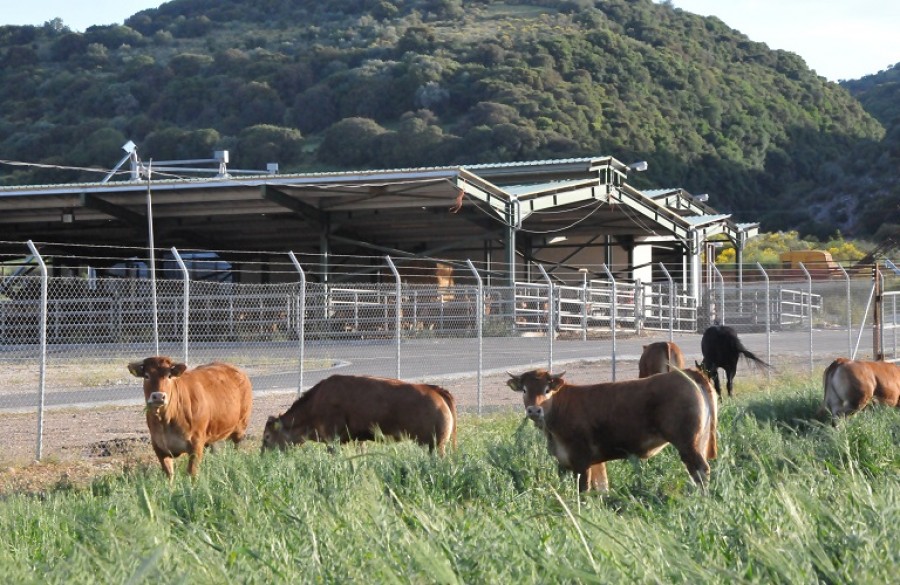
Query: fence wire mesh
[{"left": 2, "top": 245, "right": 898, "bottom": 464}]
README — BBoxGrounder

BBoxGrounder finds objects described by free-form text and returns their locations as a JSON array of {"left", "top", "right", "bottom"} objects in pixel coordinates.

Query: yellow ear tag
[{"left": 273, "top": 420, "right": 282, "bottom": 431}]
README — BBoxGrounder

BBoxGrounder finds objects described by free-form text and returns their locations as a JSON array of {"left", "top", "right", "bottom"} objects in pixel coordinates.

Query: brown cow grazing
[
  {"left": 639, "top": 341, "right": 686, "bottom": 378},
  {"left": 127, "top": 356, "right": 253, "bottom": 479},
  {"left": 507, "top": 368, "right": 717, "bottom": 492},
  {"left": 261, "top": 375, "right": 457, "bottom": 454},
  {"left": 821, "top": 358, "right": 900, "bottom": 419}
]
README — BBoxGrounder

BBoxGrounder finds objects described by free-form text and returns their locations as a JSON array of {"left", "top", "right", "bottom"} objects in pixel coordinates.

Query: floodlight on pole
[
  {"left": 694, "top": 193, "right": 709, "bottom": 202},
  {"left": 102, "top": 140, "right": 140, "bottom": 183}
]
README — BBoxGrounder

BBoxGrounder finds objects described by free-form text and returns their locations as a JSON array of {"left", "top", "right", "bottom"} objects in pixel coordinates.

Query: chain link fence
[{"left": 2, "top": 242, "right": 898, "bottom": 463}]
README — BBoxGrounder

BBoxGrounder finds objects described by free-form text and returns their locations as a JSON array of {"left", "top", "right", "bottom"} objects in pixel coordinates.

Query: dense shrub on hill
[{"left": 0, "top": 0, "right": 892, "bottom": 239}]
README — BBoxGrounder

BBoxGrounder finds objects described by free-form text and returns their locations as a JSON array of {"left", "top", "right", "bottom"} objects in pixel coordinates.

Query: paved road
[{"left": 0, "top": 328, "right": 880, "bottom": 412}]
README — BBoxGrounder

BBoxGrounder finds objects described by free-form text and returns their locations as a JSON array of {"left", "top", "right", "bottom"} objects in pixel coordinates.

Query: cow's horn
[{"left": 506, "top": 371, "right": 517, "bottom": 378}]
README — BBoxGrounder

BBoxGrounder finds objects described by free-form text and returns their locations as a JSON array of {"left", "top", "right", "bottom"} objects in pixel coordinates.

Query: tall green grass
[{"left": 0, "top": 376, "right": 898, "bottom": 584}]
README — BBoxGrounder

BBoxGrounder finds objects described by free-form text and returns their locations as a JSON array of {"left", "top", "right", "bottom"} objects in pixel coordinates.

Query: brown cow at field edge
[
  {"left": 507, "top": 368, "right": 717, "bottom": 492},
  {"left": 639, "top": 341, "right": 686, "bottom": 378},
  {"left": 262, "top": 374, "right": 457, "bottom": 454},
  {"left": 821, "top": 357, "right": 900, "bottom": 419},
  {"left": 128, "top": 356, "right": 253, "bottom": 478}
]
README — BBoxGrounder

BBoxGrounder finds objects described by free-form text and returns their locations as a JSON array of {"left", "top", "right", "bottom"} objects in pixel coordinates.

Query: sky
[{"left": 3, "top": 1, "right": 899, "bottom": 82}]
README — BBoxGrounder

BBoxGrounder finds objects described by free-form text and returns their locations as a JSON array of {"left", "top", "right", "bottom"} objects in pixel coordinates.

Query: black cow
[{"left": 700, "top": 325, "right": 769, "bottom": 397}]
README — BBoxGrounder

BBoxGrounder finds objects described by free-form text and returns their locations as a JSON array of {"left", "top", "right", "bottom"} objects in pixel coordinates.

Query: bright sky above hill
[{"left": 3, "top": 1, "right": 898, "bottom": 82}]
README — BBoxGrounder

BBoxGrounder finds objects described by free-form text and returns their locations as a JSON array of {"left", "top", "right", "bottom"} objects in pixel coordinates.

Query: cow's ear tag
[{"left": 273, "top": 420, "right": 282, "bottom": 431}]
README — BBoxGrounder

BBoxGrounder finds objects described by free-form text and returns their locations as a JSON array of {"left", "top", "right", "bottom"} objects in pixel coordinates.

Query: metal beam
[
  {"left": 79, "top": 193, "right": 145, "bottom": 227},
  {"left": 261, "top": 185, "right": 326, "bottom": 226}
]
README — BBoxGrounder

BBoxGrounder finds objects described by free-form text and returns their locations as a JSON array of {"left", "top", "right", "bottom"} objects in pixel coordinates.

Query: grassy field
[{"left": 0, "top": 375, "right": 897, "bottom": 584}]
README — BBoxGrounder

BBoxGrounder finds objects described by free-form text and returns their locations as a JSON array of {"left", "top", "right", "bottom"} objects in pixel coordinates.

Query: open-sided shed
[{"left": 0, "top": 154, "right": 757, "bottom": 297}]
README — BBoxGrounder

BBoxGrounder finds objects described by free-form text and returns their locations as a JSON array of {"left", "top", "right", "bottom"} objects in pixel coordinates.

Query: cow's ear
[
  {"left": 549, "top": 371, "right": 566, "bottom": 392},
  {"left": 506, "top": 371, "right": 521, "bottom": 392},
  {"left": 127, "top": 362, "right": 144, "bottom": 378},
  {"left": 171, "top": 363, "right": 188, "bottom": 377}
]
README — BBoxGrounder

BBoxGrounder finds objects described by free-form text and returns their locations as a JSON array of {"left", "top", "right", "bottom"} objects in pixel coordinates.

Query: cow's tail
[
  {"left": 432, "top": 385, "right": 458, "bottom": 450},
  {"left": 819, "top": 358, "right": 845, "bottom": 419},
  {"left": 737, "top": 340, "right": 770, "bottom": 369},
  {"left": 678, "top": 368, "right": 718, "bottom": 460}
]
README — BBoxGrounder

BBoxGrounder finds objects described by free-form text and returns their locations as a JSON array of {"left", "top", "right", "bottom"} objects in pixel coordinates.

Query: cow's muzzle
[
  {"left": 147, "top": 391, "right": 168, "bottom": 408},
  {"left": 525, "top": 405, "right": 545, "bottom": 425}
]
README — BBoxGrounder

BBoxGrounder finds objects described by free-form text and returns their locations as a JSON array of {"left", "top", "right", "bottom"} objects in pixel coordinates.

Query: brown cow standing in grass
[
  {"left": 639, "top": 341, "right": 686, "bottom": 378},
  {"left": 261, "top": 374, "right": 457, "bottom": 455},
  {"left": 821, "top": 357, "right": 900, "bottom": 419},
  {"left": 127, "top": 356, "right": 253, "bottom": 479},
  {"left": 507, "top": 368, "right": 717, "bottom": 492}
]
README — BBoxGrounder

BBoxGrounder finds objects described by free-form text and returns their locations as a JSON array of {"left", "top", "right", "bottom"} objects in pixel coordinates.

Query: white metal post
[
  {"left": 659, "top": 262, "right": 675, "bottom": 341},
  {"left": 170, "top": 247, "right": 189, "bottom": 364},
  {"left": 26, "top": 240, "right": 47, "bottom": 461},
  {"left": 146, "top": 161, "right": 159, "bottom": 356},
  {"left": 289, "top": 252, "right": 307, "bottom": 395},
  {"left": 757, "top": 262, "right": 771, "bottom": 380},
  {"left": 838, "top": 264, "right": 851, "bottom": 357},
  {"left": 601, "top": 264, "right": 617, "bottom": 381},
  {"left": 879, "top": 267, "right": 886, "bottom": 359},
  {"left": 385, "top": 256, "right": 402, "bottom": 378},
  {"left": 466, "top": 259, "right": 484, "bottom": 414},
  {"left": 712, "top": 264, "right": 725, "bottom": 325},
  {"left": 853, "top": 279, "right": 877, "bottom": 360},
  {"left": 634, "top": 279, "right": 643, "bottom": 335},
  {"left": 580, "top": 269, "right": 588, "bottom": 342},
  {"left": 799, "top": 263, "right": 813, "bottom": 373},
  {"left": 537, "top": 264, "right": 554, "bottom": 371}
]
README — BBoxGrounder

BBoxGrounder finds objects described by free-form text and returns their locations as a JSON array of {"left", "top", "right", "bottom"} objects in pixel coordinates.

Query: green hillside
[
  {"left": 841, "top": 64, "right": 900, "bottom": 242},
  {"left": 0, "top": 0, "right": 891, "bottom": 238}
]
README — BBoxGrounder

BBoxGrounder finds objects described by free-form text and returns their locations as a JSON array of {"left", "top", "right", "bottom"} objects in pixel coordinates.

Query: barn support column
[
  {"left": 505, "top": 199, "right": 517, "bottom": 289},
  {"left": 504, "top": 199, "right": 518, "bottom": 321}
]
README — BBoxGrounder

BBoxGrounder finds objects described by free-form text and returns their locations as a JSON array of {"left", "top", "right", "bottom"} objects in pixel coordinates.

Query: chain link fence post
[
  {"left": 601, "top": 264, "right": 617, "bottom": 381},
  {"left": 838, "top": 264, "right": 851, "bottom": 357},
  {"left": 26, "top": 240, "right": 47, "bottom": 461},
  {"left": 288, "top": 251, "right": 306, "bottom": 395},
  {"left": 634, "top": 278, "right": 643, "bottom": 335},
  {"left": 712, "top": 263, "right": 725, "bottom": 325},
  {"left": 384, "top": 256, "right": 402, "bottom": 379},
  {"left": 581, "top": 269, "right": 588, "bottom": 342},
  {"left": 757, "top": 262, "right": 771, "bottom": 381},
  {"left": 466, "top": 259, "right": 484, "bottom": 414},
  {"left": 170, "top": 247, "right": 189, "bottom": 364},
  {"left": 536, "top": 263, "right": 554, "bottom": 372},
  {"left": 659, "top": 262, "right": 675, "bottom": 341},
  {"left": 799, "top": 262, "right": 813, "bottom": 373}
]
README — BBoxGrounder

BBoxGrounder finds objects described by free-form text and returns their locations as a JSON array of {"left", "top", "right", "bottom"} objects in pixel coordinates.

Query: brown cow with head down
[
  {"left": 639, "top": 341, "right": 686, "bottom": 378},
  {"left": 821, "top": 357, "right": 900, "bottom": 419},
  {"left": 128, "top": 356, "right": 253, "bottom": 478},
  {"left": 507, "top": 368, "right": 717, "bottom": 492},
  {"left": 262, "top": 374, "right": 457, "bottom": 454}
]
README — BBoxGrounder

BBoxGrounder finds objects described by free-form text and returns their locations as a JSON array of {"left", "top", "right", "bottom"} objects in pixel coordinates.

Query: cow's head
[
  {"left": 695, "top": 360, "right": 714, "bottom": 381},
  {"left": 261, "top": 415, "right": 291, "bottom": 452},
  {"left": 507, "top": 369, "right": 566, "bottom": 423},
  {"left": 127, "top": 356, "right": 188, "bottom": 410}
]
